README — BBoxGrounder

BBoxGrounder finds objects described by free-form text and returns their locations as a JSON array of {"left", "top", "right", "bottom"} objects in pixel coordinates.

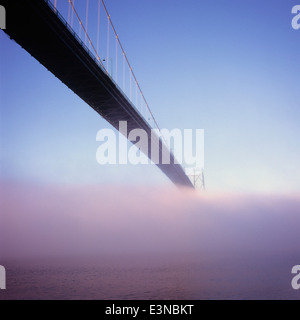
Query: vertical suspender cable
[
  {"left": 135, "top": 84, "right": 137, "bottom": 109},
  {"left": 70, "top": 0, "right": 75, "bottom": 28},
  {"left": 85, "top": 0, "right": 89, "bottom": 46},
  {"left": 123, "top": 54, "right": 125, "bottom": 92},
  {"left": 116, "top": 36, "right": 118, "bottom": 82},
  {"left": 97, "top": 0, "right": 100, "bottom": 58},
  {"left": 67, "top": 0, "right": 71, "bottom": 24},
  {"left": 107, "top": 15, "right": 109, "bottom": 72},
  {"left": 79, "top": 20, "right": 82, "bottom": 38},
  {"left": 130, "top": 71, "right": 132, "bottom": 102}
]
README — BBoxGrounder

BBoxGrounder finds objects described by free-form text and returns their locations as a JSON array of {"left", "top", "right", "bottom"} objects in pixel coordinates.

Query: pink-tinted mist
[{"left": 0, "top": 183, "right": 300, "bottom": 260}]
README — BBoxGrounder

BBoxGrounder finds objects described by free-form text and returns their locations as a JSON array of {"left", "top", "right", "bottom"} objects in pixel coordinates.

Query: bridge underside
[{"left": 2, "top": 0, "right": 194, "bottom": 188}]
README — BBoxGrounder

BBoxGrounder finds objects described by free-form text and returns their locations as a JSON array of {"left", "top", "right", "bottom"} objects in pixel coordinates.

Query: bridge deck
[{"left": 2, "top": 0, "right": 194, "bottom": 188}]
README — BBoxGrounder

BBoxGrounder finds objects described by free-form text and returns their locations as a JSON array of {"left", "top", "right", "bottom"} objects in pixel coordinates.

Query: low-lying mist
[{"left": 1, "top": 183, "right": 299, "bottom": 261}]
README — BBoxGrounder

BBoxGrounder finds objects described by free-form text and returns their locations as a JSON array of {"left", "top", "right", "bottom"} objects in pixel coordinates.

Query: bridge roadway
[{"left": 2, "top": 0, "right": 194, "bottom": 188}]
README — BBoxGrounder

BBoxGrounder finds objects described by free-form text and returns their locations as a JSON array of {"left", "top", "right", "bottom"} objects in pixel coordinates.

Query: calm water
[{"left": 1, "top": 253, "right": 299, "bottom": 300}]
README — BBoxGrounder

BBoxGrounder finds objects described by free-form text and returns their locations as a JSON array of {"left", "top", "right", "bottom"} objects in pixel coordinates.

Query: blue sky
[{"left": 1, "top": 0, "right": 300, "bottom": 193}]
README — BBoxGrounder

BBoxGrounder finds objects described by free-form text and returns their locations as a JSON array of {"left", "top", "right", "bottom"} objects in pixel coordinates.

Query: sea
[{"left": 1, "top": 252, "right": 299, "bottom": 300}]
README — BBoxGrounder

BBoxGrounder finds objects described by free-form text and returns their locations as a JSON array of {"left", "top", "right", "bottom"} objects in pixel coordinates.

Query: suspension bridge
[{"left": 2, "top": 0, "right": 199, "bottom": 189}]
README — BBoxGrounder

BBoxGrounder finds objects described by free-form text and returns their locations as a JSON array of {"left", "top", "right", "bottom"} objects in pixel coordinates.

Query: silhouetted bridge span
[{"left": 3, "top": 0, "right": 194, "bottom": 188}]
